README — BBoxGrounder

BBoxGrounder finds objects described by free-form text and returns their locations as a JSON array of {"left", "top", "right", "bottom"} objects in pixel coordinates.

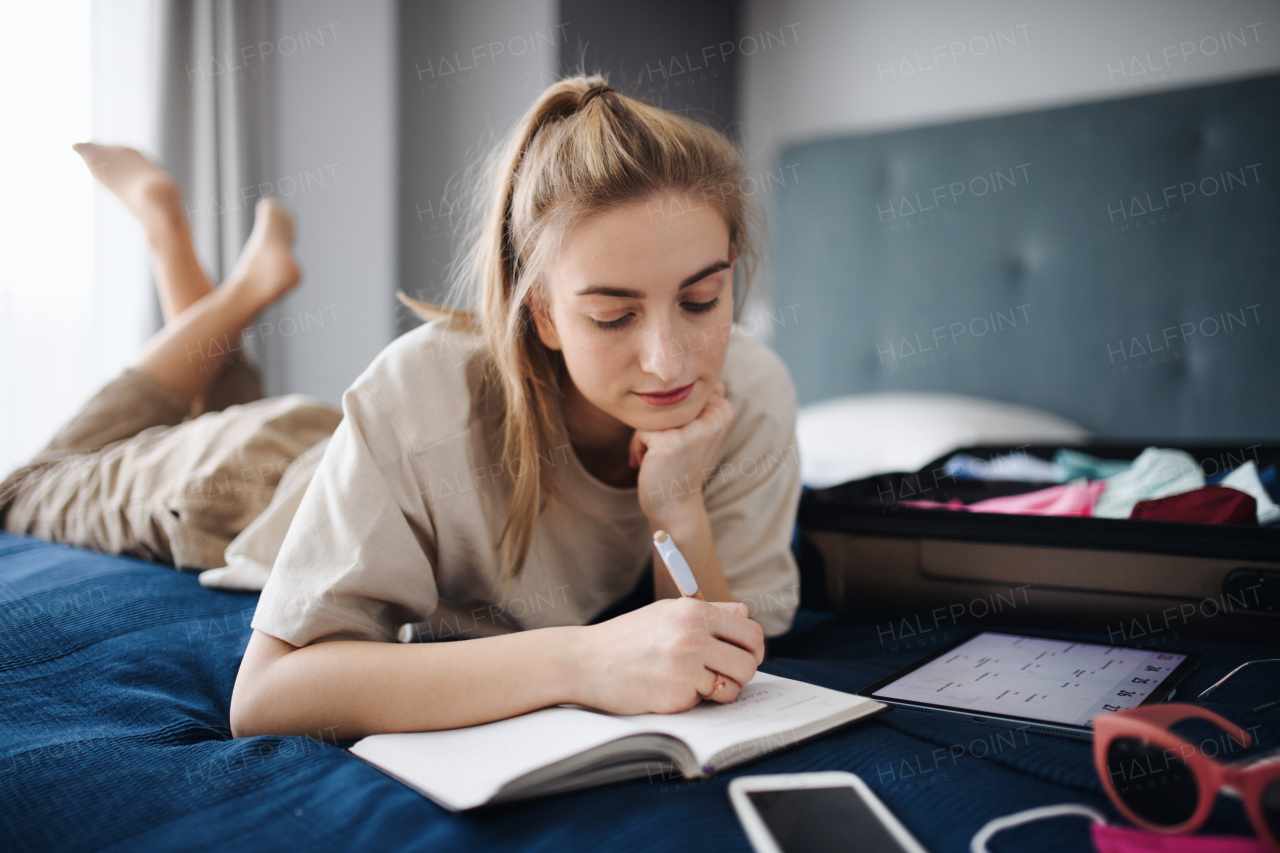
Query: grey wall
[
  {"left": 740, "top": 0, "right": 1280, "bottom": 325},
  {"left": 250, "top": 0, "right": 1280, "bottom": 409},
  {"left": 395, "top": 0, "right": 740, "bottom": 336},
  {"left": 249, "top": 0, "right": 563, "bottom": 401},
  {"left": 255, "top": 0, "right": 399, "bottom": 405},
  {"left": 396, "top": 0, "right": 558, "bottom": 333},
  {"left": 558, "top": 0, "right": 739, "bottom": 138}
]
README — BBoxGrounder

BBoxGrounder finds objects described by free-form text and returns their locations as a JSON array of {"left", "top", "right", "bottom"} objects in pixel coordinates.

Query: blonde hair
[{"left": 400, "top": 74, "right": 759, "bottom": 584}]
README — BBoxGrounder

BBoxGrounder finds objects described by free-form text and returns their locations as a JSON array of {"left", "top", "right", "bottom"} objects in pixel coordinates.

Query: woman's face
[{"left": 532, "top": 193, "right": 736, "bottom": 436}]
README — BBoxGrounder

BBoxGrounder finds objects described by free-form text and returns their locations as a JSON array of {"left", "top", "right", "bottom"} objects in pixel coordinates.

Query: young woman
[{"left": 2, "top": 76, "right": 803, "bottom": 740}]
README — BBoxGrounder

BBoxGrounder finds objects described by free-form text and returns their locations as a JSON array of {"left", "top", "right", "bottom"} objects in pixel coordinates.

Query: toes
[
  {"left": 254, "top": 198, "right": 295, "bottom": 244},
  {"left": 72, "top": 142, "right": 110, "bottom": 172}
]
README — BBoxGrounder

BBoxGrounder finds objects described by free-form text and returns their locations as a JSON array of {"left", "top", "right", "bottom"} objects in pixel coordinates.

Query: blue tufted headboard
[{"left": 770, "top": 73, "right": 1279, "bottom": 439}]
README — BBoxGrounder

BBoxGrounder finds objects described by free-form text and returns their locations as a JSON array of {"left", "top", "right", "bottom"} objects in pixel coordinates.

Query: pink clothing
[
  {"left": 903, "top": 479, "right": 1108, "bottom": 517},
  {"left": 1092, "top": 823, "right": 1271, "bottom": 853}
]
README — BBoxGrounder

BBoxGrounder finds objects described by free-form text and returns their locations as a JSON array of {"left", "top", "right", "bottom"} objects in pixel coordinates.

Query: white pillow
[{"left": 796, "top": 393, "right": 1089, "bottom": 488}]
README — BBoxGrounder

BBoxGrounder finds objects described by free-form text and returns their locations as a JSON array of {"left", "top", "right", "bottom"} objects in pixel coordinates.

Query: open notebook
[{"left": 349, "top": 672, "right": 886, "bottom": 810}]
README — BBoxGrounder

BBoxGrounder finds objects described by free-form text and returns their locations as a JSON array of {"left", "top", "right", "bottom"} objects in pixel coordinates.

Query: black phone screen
[{"left": 747, "top": 786, "right": 914, "bottom": 853}]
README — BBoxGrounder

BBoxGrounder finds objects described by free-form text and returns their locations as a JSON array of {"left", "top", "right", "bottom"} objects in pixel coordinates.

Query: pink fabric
[
  {"left": 1092, "top": 823, "right": 1270, "bottom": 853},
  {"left": 903, "top": 479, "right": 1108, "bottom": 517}
]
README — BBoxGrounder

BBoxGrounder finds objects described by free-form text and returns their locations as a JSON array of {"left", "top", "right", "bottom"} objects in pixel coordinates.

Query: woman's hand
[
  {"left": 631, "top": 382, "right": 734, "bottom": 526},
  {"left": 568, "top": 597, "right": 764, "bottom": 715}
]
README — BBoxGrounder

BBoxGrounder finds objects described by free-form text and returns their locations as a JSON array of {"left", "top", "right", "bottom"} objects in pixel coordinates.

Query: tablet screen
[{"left": 869, "top": 632, "right": 1189, "bottom": 727}]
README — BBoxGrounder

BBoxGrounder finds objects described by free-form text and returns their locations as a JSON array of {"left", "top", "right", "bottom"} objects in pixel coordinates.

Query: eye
[
  {"left": 682, "top": 296, "right": 720, "bottom": 315},
  {"left": 592, "top": 313, "right": 633, "bottom": 330}
]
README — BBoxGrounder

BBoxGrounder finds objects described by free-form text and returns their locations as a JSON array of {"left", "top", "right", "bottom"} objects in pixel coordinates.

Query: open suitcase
[{"left": 797, "top": 443, "right": 1280, "bottom": 644}]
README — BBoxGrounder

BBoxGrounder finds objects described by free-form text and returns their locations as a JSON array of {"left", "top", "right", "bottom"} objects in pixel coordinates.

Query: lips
[{"left": 635, "top": 382, "right": 695, "bottom": 406}]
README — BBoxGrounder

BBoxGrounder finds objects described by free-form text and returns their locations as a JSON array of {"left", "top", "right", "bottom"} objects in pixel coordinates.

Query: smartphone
[{"left": 728, "top": 772, "right": 930, "bottom": 853}]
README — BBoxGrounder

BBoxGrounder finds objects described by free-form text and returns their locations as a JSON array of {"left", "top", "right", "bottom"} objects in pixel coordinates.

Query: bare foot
[
  {"left": 73, "top": 142, "right": 184, "bottom": 238},
  {"left": 224, "top": 198, "right": 301, "bottom": 311}
]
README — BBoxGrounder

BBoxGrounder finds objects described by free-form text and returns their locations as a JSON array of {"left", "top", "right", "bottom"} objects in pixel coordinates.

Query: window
[
  {"left": 0, "top": 1, "right": 96, "bottom": 474},
  {"left": 0, "top": 1, "right": 158, "bottom": 476}
]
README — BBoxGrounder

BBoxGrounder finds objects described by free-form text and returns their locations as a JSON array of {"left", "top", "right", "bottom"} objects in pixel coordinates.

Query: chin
[
  {"left": 627, "top": 392, "right": 706, "bottom": 431},
  {"left": 633, "top": 412, "right": 696, "bottom": 433}
]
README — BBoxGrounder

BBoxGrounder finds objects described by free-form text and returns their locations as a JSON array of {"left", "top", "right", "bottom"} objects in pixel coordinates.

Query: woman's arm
[
  {"left": 230, "top": 596, "right": 764, "bottom": 740},
  {"left": 645, "top": 345, "right": 805, "bottom": 637},
  {"left": 231, "top": 625, "right": 577, "bottom": 740},
  {"left": 633, "top": 382, "right": 738, "bottom": 603}
]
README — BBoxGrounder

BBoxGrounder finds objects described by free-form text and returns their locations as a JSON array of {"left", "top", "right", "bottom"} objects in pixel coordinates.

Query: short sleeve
[
  {"left": 251, "top": 385, "right": 440, "bottom": 646},
  {"left": 704, "top": 339, "right": 803, "bottom": 637}
]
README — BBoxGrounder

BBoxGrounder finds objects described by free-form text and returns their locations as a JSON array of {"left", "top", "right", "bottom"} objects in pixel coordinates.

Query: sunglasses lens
[
  {"left": 1105, "top": 737, "right": 1199, "bottom": 826},
  {"left": 1264, "top": 779, "right": 1280, "bottom": 844}
]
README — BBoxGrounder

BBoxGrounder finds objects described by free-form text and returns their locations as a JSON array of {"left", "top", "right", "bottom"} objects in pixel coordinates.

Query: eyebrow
[{"left": 574, "top": 260, "right": 731, "bottom": 299}]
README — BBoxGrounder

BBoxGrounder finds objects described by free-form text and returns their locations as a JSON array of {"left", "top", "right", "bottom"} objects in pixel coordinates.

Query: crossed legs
[
  {"left": 0, "top": 145, "right": 331, "bottom": 567},
  {"left": 73, "top": 143, "right": 300, "bottom": 402}
]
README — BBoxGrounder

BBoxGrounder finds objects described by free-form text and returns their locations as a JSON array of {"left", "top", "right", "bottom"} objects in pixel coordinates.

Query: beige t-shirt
[{"left": 248, "top": 320, "right": 802, "bottom": 646}]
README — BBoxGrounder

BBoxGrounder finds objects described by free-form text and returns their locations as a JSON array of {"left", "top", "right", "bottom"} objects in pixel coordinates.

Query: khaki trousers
[{"left": 0, "top": 359, "right": 340, "bottom": 570}]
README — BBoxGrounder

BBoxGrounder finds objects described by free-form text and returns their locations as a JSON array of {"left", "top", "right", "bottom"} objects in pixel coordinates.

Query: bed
[
  {"left": 9, "top": 68, "right": 1280, "bottom": 853},
  {"left": 4, "top": 531, "right": 1276, "bottom": 852}
]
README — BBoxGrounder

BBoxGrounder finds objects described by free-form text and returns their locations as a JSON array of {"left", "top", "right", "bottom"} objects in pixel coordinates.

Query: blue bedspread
[{"left": 2, "top": 531, "right": 1275, "bottom": 852}]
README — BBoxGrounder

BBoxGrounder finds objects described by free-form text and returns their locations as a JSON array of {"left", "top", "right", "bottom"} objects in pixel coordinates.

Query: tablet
[{"left": 856, "top": 631, "right": 1200, "bottom": 740}]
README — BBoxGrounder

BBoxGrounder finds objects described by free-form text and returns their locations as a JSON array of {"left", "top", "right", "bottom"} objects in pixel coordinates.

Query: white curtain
[
  {"left": 0, "top": 0, "right": 275, "bottom": 475},
  {"left": 157, "top": 0, "right": 273, "bottom": 289},
  {"left": 0, "top": 2, "right": 98, "bottom": 475}
]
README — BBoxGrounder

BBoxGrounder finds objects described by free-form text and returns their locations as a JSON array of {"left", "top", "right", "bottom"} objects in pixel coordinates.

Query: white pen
[{"left": 652, "top": 530, "right": 704, "bottom": 600}]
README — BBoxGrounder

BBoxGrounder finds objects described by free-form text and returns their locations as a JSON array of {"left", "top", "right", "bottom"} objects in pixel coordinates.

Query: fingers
[
  {"left": 696, "top": 668, "right": 721, "bottom": 698},
  {"left": 628, "top": 430, "right": 648, "bottom": 469},
  {"left": 702, "top": 635, "right": 760, "bottom": 687},
  {"left": 639, "top": 600, "right": 761, "bottom": 711},
  {"left": 696, "top": 394, "right": 734, "bottom": 436},
  {"left": 710, "top": 674, "right": 743, "bottom": 703},
  {"left": 704, "top": 602, "right": 766, "bottom": 663},
  {"left": 696, "top": 669, "right": 742, "bottom": 704},
  {"left": 709, "top": 600, "right": 746, "bottom": 614},
  {"left": 713, "top": 394, "right": 734, "bottom": 425}
]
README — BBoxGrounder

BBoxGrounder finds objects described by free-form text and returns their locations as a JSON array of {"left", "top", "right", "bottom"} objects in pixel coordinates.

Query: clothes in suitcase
[{"left": 797, "top": 443, "right": 1280, "bottom": 643}]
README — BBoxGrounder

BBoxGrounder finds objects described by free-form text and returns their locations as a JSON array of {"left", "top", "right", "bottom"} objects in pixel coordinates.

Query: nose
[{"left": 638, "top": 313, "right": 684, "bottom": 384}]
